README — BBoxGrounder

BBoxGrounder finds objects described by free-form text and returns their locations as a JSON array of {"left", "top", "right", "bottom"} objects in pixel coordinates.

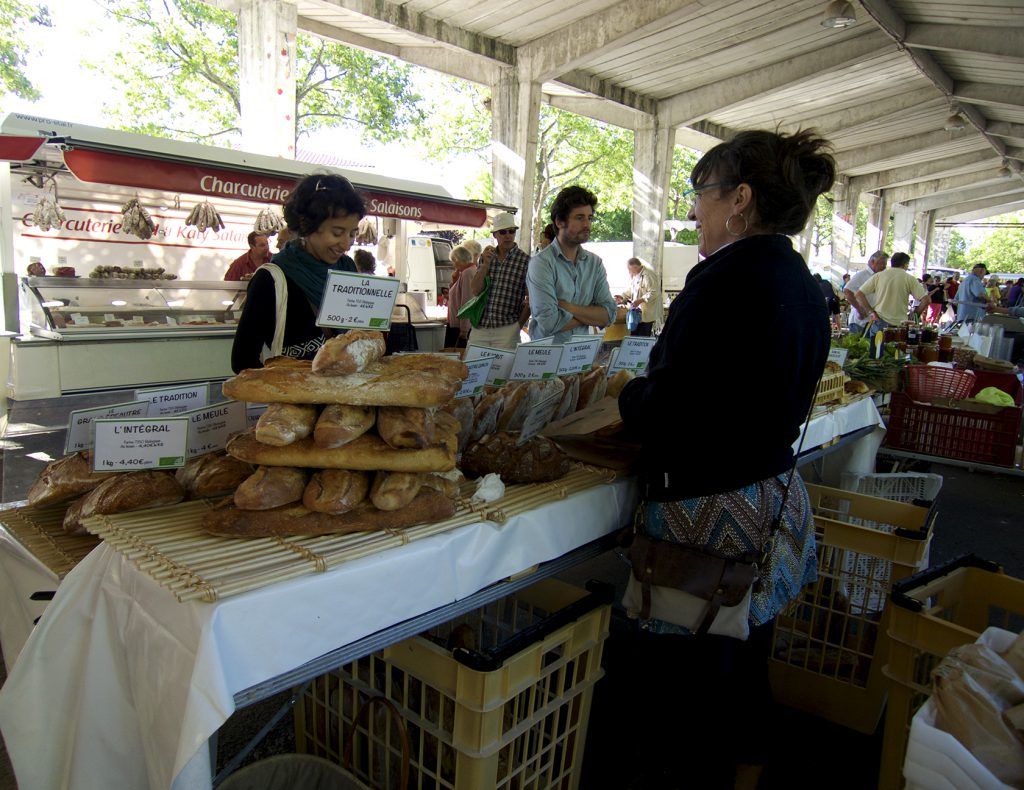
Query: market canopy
[
  {"left": 0, "top": 114, "right": 507, "bottom": 228},
  {"left": 261, "top": 0, "right": 1024, "bottom": 224}
]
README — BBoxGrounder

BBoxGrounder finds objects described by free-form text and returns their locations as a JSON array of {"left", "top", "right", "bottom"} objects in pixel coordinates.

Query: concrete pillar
[
  {"left": 0, "top": 163, "right": 16, "bottom": 334},
  {"left": 238, "top": 0, "right": 297, "bottom": 158},
  {"left": 868, "top": 190, "right": 890, "bottom": 253},
  {"left": 831, "top": 178, "right": 859, "bottom": 272},
  {"left": 892, "top": 204, "right": 914, "bottom": 253},
  {"left": 490, "top": 64, "right": 542, "bottom": 250},
  {"left": 913, "top": 210, "right": 935, "bottom": 275},
  {"left": 632, "top": 112, "right": 673, "bottom": 283}
]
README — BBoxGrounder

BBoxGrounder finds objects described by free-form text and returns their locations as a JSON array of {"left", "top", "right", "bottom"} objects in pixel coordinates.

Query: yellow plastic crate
[
  {"left": 295, "top": 578, "right": 611, "bottom": 790},
  {"left": 877, "top": 557, "right": 1024, "bottom": 790},
  {"left": 769, "top": 484, "right": 935, "bottom": 734},
  {"left": 815, "top": 367, "right": 846, "bottom": 406}
]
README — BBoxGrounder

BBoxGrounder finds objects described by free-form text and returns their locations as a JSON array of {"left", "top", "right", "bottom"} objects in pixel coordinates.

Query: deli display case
[{"left": 10, "top": 278, "right": 246, "bottom": 400}]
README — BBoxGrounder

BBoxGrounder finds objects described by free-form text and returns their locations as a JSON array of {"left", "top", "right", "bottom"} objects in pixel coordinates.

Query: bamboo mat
[
  {"left": 79, "top": 465, "right": 619, "bottom": 604},
  {"left": 0, "top": 501, "right": 102, "bottom": 580}
]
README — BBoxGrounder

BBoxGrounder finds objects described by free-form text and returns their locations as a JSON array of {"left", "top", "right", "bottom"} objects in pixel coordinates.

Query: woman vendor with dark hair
[
  {"left": 231, "top": 174, "right": 364, "bottom": 372},
  {"left": 617, "top": 129, "right": 833, "bottom": 788}
]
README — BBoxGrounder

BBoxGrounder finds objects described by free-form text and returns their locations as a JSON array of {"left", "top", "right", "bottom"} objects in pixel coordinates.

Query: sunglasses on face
[{"left": 494, "top": 228, "right": 516, "bottom": 236}]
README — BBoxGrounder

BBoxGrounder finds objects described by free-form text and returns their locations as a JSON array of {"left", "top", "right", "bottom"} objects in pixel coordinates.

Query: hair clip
[{"left": 315, "top": 179, "right": 326, "bottom": 191}]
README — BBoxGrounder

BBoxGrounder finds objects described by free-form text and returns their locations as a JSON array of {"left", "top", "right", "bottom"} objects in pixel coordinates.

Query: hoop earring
[{"left": 725, "top": 214, "right": 748, "bottom": 237}]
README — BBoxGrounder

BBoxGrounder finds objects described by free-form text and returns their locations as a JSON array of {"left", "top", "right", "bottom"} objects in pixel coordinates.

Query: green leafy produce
[
  {"left": 843, "top": 356, "right": 909, "bottom": 392},
  {"left": 834, "top": 333, "right": 870, "bottom": 360}
]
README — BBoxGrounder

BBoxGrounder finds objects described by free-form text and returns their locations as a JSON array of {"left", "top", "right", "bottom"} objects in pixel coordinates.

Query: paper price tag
[
  {"left": 136, "top": 383, "right": 210, "bottom": 417},
  {"left": 827, "top": 347, "right": 849, "bottom": 367},
  {"left": 66, "top": 400, "right": 150, "bottom": 453},
  {"left": 517, "top": 392, "right": 562, "bottom": 445},
  {"left": 556, "top": 337, "right": 602, "bottom": 375},
  {"left": 455, "top": 358, "right": 493, "bottom": 399},
  {"left": 184, "top": 400, "right": 247, "bottom": 457},
  {"left": 509, "top": 344, "right": 563, "bottom": 381},
  {"left": 246, "top": 403, "right": 268, "bottom": 428},
  {"left": 464, "top": 344, "right": 515, "bottom": 386},
  {"left": 609, "top": 337, "right": 655, "bottom": 375},
  {"left": 92, "top": 418, "right": 189, "bottom": 471},
  {"left": 317, "top": 271, "right": 401, "bottom": 330}
]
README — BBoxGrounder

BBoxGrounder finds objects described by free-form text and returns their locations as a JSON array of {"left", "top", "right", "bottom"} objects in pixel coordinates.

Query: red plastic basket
[
  {"left": 963, "top": 368, "right": 1023, "bottom": 405},
  {"left": 883, "top": 392, "right": 1022, "bottom": 467},
  {"left": 903, "top": 365, "right": 975, "bottom": 402}
]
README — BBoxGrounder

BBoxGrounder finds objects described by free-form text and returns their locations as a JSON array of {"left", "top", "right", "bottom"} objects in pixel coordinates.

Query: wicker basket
[
  {"left": 903, "top": 364, "right": 975, "bottom": 402},
  {"left": 815, "top": 367, "right": 846, "bottom": 406}
]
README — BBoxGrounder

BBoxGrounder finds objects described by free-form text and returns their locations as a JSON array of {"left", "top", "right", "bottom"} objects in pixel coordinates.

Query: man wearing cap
[
  {"left": 468, "top": 211, "right": 531, "bottom": 350},
  {"left": 527, "top": 186, "right": 617, "bottom": 344},
  {"left": 956, "top": 263, "right": 991, "bottom": 323},
  {"left": 225, "top": 232, "right": 271, "bottom": 281}
]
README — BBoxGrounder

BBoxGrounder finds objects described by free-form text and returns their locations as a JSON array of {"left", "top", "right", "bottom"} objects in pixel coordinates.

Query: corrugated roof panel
[
  {"left": 891, "top": 0, "right": 1024, "bottom": 26},
  {"left": 844, "top": 139, "right": 994, "bottom": 177}
]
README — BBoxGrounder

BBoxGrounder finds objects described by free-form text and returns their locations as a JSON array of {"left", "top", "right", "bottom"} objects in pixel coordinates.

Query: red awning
[
  {"left": 0, "top": 135, "right": 45, "bottom": 162},
  {"left": 62, "top": 148, "right": 488, "bottom": 227}
]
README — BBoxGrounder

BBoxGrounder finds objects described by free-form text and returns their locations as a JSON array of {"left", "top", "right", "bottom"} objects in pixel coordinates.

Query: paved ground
[{"left": 0, "top": 452, "right": 1020, "bottom": 788}]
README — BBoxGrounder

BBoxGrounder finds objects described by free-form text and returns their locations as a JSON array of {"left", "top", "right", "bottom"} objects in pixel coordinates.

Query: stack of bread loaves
[{"left": 211, "top": 331, "right": 469, "bottom": 537}]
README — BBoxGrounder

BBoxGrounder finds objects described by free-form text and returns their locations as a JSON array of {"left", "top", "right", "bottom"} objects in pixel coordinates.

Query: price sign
[
  {"left": 509, "top": 343, "right": 563, "bottom": 381},
  {"left": 455, "top": 358, "right": 493, "bottom": 399},
  {"left": 184, "top": 400, "right": 247, "bottom": 457},
  {"left": 246, "top": 403, "right": 268, "bottom": 428},
  {"left": 556, "top": 337, "right": 602, "bottom": 375},
  {"left": 66, "top": 400, "right": 150, "bottom": 453},
  {"left": 136, "top": 383, "right": 210, "bottom": 417},
  {"left": 464, "top": 344, "right": 515, "bottom": 386},
  {"left": 316, "top": 271, "right": 401, "bottom": 330},
  {"left": 827, "top": 347, "right": 849, "bottom": 367},
  {"left": 609, "top": 337, "right": 656, "bottom": 375},
  {"left": 92, "top": 418, "right": 189, "bottom": 471},
  {"left": 517, "top": 392, "right": 562, "bottom": 445}
]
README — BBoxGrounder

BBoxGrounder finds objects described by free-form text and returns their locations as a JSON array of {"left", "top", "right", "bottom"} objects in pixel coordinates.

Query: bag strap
[{"left": 258, "top": 263, "right": 288, "bottom": 361}]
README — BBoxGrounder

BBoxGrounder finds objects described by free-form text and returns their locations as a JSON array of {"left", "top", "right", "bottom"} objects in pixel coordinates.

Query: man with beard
[{"left": 527, "top": 186, "right": 617, "bottom": 343}]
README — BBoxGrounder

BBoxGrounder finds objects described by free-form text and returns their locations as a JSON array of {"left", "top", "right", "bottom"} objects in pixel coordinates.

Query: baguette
[
  {"left": 496, "top": 383, "right": 530, "bottom": 432},
  {"left": 203, "top": 489, "right": 456, "bottom": 537},
  {"left": 302, "top": 469, "right": 370, "bottom": 514},
  {"left": 255, "top": 403, "right": 319, "bottom": 446},
  {"left": 227, "top": 429, "right": 456, "bottom": 472},
  {"left": 222, "top": 354, "right": 468, "bottom": 407},
  {"left": 234, "top": 466, "right": 308, "bottom": 510},
  {"left": 176, "top": 451, "right": 255, "bottom": 499},
  {"left": 314, "top": 404, "right": 375, "bottom": 449},
  {"left": 554, "top": 374, "right": 581, "bottom": 421},
  {"left": 63, "top": 471, "right": 184, "bottom": 535},
  {"left": 311, "top": 330, "right": 386, "bottom": 376},
  {"left": 370, "top": 471, "right": 424, "bottom": 511},
  {"left": 378, "top": 406, "right": 437, "bottom": 449},
  {"left": 471, "top": 389, "right": 504, "bottom": 442},
  {"left": 577, "top": 366, "right": 608, "bottom": 411},
  {"left": 28, "top": 451, "right": 115, "bottom": 507}
]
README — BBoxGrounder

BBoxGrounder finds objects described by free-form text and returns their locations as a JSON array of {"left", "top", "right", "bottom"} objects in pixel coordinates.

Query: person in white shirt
[{"left": 843, "top": 250, "right": 887, "bottom": 334}]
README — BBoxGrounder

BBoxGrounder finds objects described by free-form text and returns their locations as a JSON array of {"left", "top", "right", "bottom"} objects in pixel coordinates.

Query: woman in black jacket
[
  {"left": 231, "top": 174, "right": 363, "bottom": 372},
  {"left": 617, "top": 129, "right": 833, "bottom": 788}
]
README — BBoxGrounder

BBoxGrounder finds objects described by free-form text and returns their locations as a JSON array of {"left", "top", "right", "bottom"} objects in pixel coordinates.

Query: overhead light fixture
[
  {"left": 944, "top": 112, "right": 966, "bottom": 132},
  {"left": 821, "top": 0, "right": 856, "bottom": 28}
]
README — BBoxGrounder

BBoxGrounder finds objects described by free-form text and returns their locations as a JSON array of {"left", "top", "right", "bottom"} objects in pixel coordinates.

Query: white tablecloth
[
  {"left": 795, "top": 395, "right": 886, "bottom": 486},
  {"left": 0, "top": 527, "right": 57, "bottom": 671},
  {"left": 0, "top": 478, "right": 637, "bottom": 790}
]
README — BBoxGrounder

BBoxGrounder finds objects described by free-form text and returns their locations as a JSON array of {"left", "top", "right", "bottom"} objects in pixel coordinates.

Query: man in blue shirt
[
  {"left": 526, "top": 186, "right": 617, "bottom": 343},
  {"left": 957, "top": 263, "right": 991, "bottom": 323}
]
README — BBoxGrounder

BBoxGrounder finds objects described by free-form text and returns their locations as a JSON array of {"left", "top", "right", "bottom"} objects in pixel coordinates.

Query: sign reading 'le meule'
[{"left": 62, "top": 149, "right": 487, "bottom": 227}]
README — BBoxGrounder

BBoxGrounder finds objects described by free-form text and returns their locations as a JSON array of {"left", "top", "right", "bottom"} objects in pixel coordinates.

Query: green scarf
[{"left": 272, "top": 240, "right": 356, "bottom": 309}]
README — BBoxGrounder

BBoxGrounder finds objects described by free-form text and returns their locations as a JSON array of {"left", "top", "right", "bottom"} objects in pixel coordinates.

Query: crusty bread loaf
[
  {"left": 378, "top": 407, "right": 436, "bottom": 449},
  {"left": 606, "top": 369, "right": 634, "bottom": 399},
  {"left": 462, "top": 432, "right": 571, "bottom": 484},
  {"left": 314, "top": 404, "right": 375, "bottom": 449},
  {"left": 496, "top": 383, "right": 530, "bottom": 432},
  {"left": 370, "top": 471, "right": 424, "bottom": 511},
  {"left": 577, "top": 366, "right": 608, "bottom": 411},
  {"left": 255, "top": 403, "right": 319, "bottom": 446},
  {"left": 222, "top": 354, "right": 468, "bottom": 407},
  {"left": 27, "top": 451, "right": 115, "bottom": 507},
  {"left": 264, "top": 356, "right": 311, "bottom": 369},
  {"left": 63, "top": 471, "right": 185, "bottom": 535},
  {"left": 311, "top": 330, "right": 386, "bottom": 376},
  {"left": 227, "top": 429, "right": 456, "bottom": 472},
  {"left": 302, "top": 469, "right": 370, "bottom": 514},
  {"left": 203, "top": 489, "right": 456, "bottom": 537},
  {"left": 234, "top": 466, "right": 308, "bottom": 510},
  {"left": 442, "top": 398, "right": 475, "bottom": 454},
  {"left": 176, "top": 451, "right": 255, "bottom": 499},
  {"left": 554, "top": 374, "right": 581, "bottom": 421},
  {"left": 471, "top": 389, "right": 504, "bottom": 442}
]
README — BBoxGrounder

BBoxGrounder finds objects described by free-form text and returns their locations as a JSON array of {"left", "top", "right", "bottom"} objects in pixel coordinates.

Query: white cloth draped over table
[{"left": 0, "top": 479, "right": 638, "bottom": 790}]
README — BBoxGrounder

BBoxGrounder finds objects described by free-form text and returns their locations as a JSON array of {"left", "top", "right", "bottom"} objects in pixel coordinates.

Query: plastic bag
[
  {"left": 456, "top": 275, "right": 490, "bottom": 328},
  {"left": 626, "top": 307, "right": 642, "bottom": 332},
  {"left": 975, "top": 387, "right": 1016, "bottom": 407},
  {"left": 944, "top": 643, "right": 1024, "bottom": 708}
]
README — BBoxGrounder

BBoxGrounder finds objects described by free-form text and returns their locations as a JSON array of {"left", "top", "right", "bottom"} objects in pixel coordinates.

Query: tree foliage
[
  {"left": 945, "top": 229, "right": 970, "bottom": 269},
  {"left": 0, "top": 0, "right": 50, "bottom": 104},
  {"left": 967, "top": 212, "right": 1024, "bottom": 273},
  {"left": 88, "top": 0, "right": 422, "bottom": 146}
]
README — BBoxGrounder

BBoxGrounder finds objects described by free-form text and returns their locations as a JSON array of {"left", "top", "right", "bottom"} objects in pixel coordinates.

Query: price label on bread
[
  {"left": 136, "top": 383, "right": 210, "bottom": 417},
  {"left": 556, "top": 336, "right": 602, "bottom": 375},
  {"left": 66, "top": 399, "right": 150, "bottom": 453},
  {"left": 316, "top": 271, "right": 401, "bottom": 330},
  {"left": 184, "top": 400, "right": 248, "bottom": 457},
  {"left": 608, "top": 336, "right": 656, "bottom": 375},
  {"left": 517, "top": 391, "right": 562, "bottom": 445},
  {"left": 464, "top": 344, "right": 515, "bottom": 386},
  {"left": 455, "top": 357, "right": 494, "bottom": 399},
  {"left": 509, "top": 342, "right": 563, "bottom": 381},
  {"left": 92, "top": 418, "right": 189, "bottom": 471}
]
